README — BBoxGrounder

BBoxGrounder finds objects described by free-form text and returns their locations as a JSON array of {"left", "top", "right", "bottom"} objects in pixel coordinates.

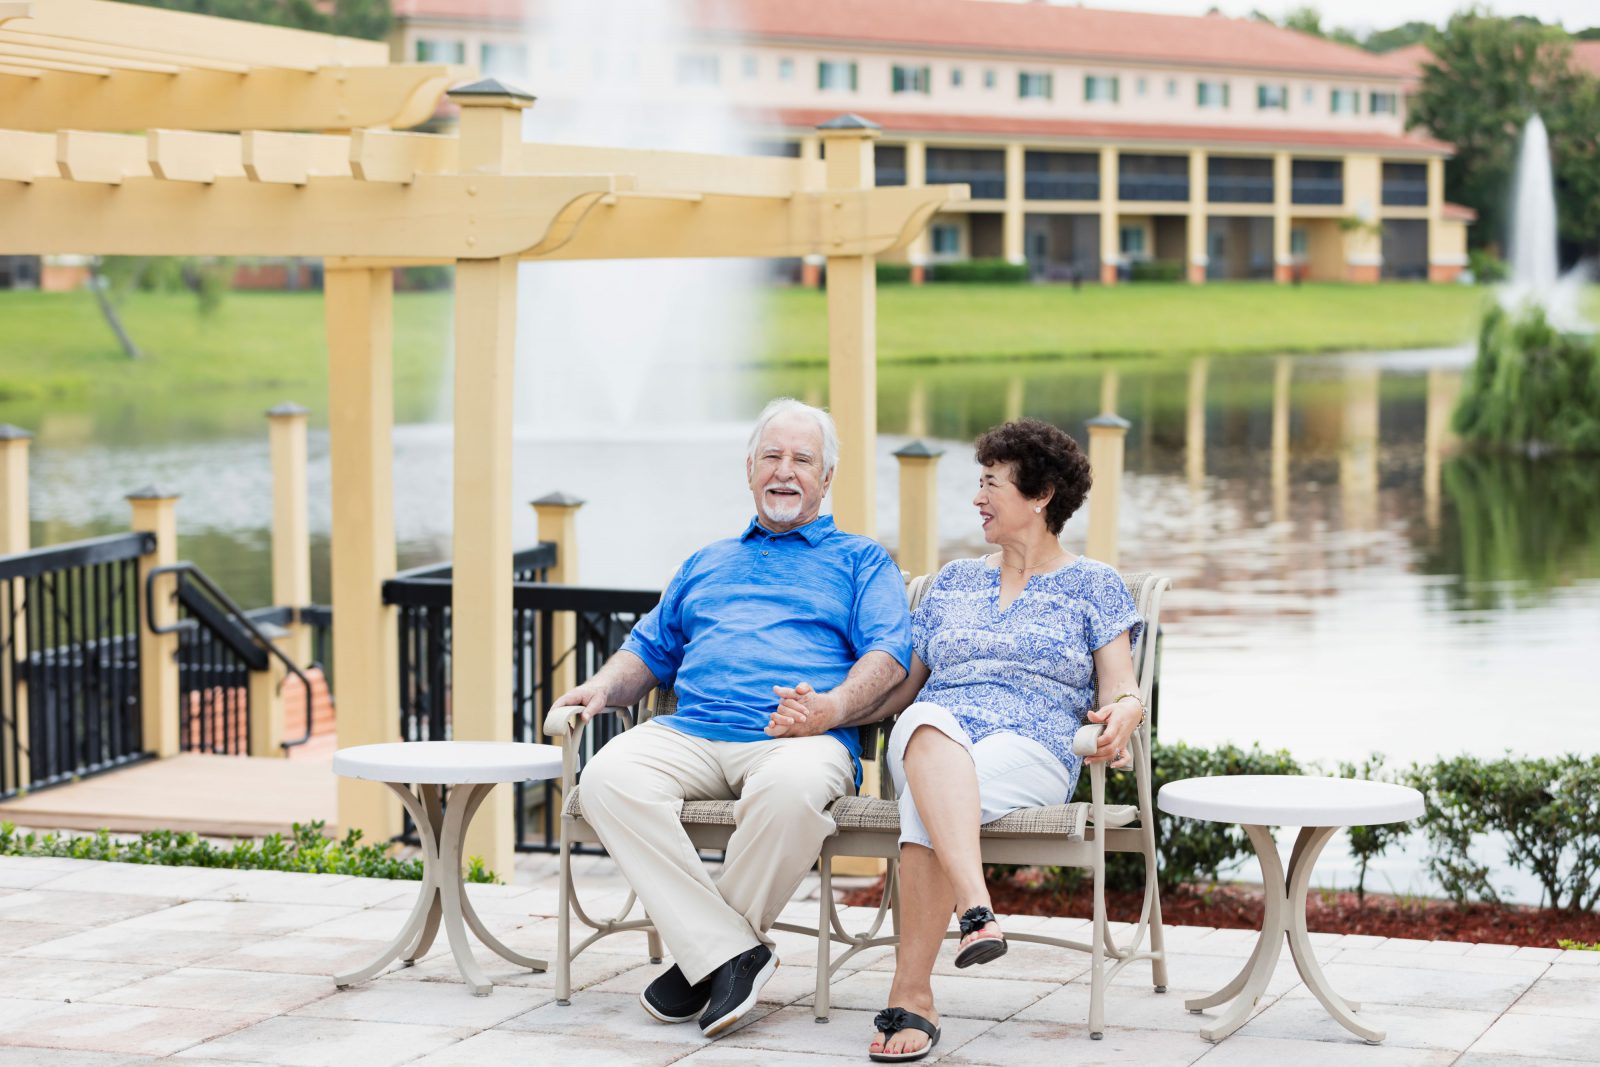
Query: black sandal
[
  {"left": 954, "top": 905, "right": 1008, "bottom": 969},
  {"left": 870, "top": 1006, "right": 941, "bottom": 1063}
]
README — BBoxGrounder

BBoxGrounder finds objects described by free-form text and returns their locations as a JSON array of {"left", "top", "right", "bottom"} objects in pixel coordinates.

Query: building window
[
  {"left": 415, "top": 39, "right": 465, "bottom": 64},
  {"left": 931, "top": 223, "right": 961, "bottom": 256},
  {"left": 480, "top": 42, "right": 526, "bottom": 78},
  {"left": 1197, "top": 80, "right": 1230, "bottom": 108},
  {"left": 1369, "top": 91, "right": 1398, "bottom": 115},
  {"left": 1303, "top": 85, "right": 1315, "bottom": 105},
  {"left": 677, "top": 53, "right": 720, "bottom": 87},
  {"left": 951, "top": 66, "right": 964, "bottom": 88},
  {"left": 1167, "top": 77, "right": 1179, "bottom": 97},
  {"left": 1257, "top": 83, "right": 1288, "bottom": 110},
  {"left": 892, "top": 64, "right": 931, "bottom": 94},
  {"left": 1331, "top": 89, "right": 1360, "bottom": 114},
  {"left": 984, "top": 68, "right": 997, "bottom": 89},
  {"left": 1018, "top": 71, "right": 1053, "bottom": 99},
  {"left": 1290, "top": 228, "right": 1308, "bottom": 256},
  {"left": 1137, "top": 76, "right": 1148, "bottom": 96},
  {"left": 818, "top": 59, "right": 858, "bottom": 92},
  {"left": 1084, "top": 75, "right": 1119, "bottom": 103},
  {"left": 1119, "top": 225, "right": 1146, "bottom": 257},
  {"left": 778, "top": 57, "right": 795, "bottom": 81},
  {"left": 742, "top": 55, "right": 758, "bottom": 79}
]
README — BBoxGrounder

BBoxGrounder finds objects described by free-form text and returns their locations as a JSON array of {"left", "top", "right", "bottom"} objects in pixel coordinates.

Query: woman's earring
[{"left": 1033, "top": 506, "right": 1042, "bottom": 513}]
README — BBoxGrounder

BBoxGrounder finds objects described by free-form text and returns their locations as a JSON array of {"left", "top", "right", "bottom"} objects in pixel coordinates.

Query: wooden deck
[{"left": 0, "top": 752, "right": 336, "bottom": 839}]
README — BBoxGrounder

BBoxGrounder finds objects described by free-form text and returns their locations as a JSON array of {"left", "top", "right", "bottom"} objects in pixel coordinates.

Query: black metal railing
[
  {"left": 146, "top": 563, "right": 317, "bottom": 755},
  {"left": 1207, "top": 177, "right": 1274, "bottom": 203},
  {"left": 1025, "top": 175, "right": 1099, "bottom": 200},
  {"left": 1119, "top": 176, "right": 1190, "bottom": 202},
  {"left": 0, "top": 532, "right": 150, "bottom": 799},
  {"left": 383, "top": 542, "right": 663, "bottom": 852}
]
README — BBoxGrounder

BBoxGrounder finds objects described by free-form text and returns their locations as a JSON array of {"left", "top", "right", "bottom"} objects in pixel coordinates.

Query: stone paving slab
[{"left": 2, "top": 855, "right": 1599, "bottom": 1065}]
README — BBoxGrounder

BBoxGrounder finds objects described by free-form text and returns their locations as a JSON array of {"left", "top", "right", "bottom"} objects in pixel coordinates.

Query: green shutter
[
  {"left": 1111, "top": 77, "right": 1119, "bottom": 103},
  {"left": 1222, "top": 82, "right": 1230, "bottom": 108}
]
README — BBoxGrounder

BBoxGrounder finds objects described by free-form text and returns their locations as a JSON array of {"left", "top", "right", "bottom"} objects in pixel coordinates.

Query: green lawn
[{"left": 0, "top": 282, "right": 1501, "bottom": 402}]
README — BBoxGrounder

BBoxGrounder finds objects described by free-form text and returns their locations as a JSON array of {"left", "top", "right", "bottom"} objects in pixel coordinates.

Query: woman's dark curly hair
[{"left": 974, "top": 418, "right": 1092, "bottom": 535}]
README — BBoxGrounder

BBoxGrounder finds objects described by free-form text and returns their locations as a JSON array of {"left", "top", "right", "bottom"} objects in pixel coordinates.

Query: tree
[
  {"left": 1365, "top": 21, "right": 1433, "bottom": 53},
  {"left": 123, "top": 0, "right": 391, "bottom": 41},
  {"left": 1408, "top": 13, "right": 1595, "bottom": 253}
]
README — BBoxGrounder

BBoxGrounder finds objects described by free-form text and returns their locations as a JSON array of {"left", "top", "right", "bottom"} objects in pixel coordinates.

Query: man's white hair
[{"left": 746, "top": 397, "right": 840, "bottom": 477}]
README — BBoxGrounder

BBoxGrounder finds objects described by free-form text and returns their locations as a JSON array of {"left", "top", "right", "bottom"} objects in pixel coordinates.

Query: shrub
[
  {"left": 1468, "top": 249, "right": 1509, "bottom": 284},
  {"left": 1337, "top": 754, "right": 1410, "bottom": 903},
  {"left": 876, "top": 262, "right": 913, "bottom": 285},
  {"left": 395, "top": 265, "right": 454, "bottom": 291},
  {"left": 1407, "top": 754, "right": 1600, "bottom": 910},
  {"left": 0, "top": 819, "right": 498, "bottom": 884},
  {"left": 1129, "top": 260, "right": 1184, "bottom": 283},
  {"left": 931, "top": 258, "right": 1028, "bottom": 284},
  {"left": 1453, "top": 305, "right": 1600, "bottom": 454}
]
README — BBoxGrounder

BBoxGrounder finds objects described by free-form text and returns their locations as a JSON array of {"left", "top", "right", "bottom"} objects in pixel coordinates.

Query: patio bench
[{"left": 544, "top": 566, "right": 1172, "bottom": 1039}]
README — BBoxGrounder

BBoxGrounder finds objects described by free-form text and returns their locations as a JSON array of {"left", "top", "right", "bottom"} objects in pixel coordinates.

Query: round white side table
[
  {"left": 1157, "top": 774, "right": 1424, "bottom": 1044},
  {"left": 332, "top": 741, "right": 563, "bottom": 996}
]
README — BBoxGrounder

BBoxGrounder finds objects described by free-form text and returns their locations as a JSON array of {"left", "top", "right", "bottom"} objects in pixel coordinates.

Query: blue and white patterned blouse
[{"left": 911, "top": 556, "right": 1143, "bottom": 782}]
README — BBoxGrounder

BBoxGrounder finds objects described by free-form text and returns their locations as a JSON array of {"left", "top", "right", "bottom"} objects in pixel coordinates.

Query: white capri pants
[{"left": 885, "top": 701, "right": 1075, "bottom": 850}]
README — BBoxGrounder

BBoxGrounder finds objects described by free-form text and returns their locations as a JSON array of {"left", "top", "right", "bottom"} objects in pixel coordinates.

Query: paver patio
[{"left": 2, "top": 851, "right": 1597, "bottom": 1066}]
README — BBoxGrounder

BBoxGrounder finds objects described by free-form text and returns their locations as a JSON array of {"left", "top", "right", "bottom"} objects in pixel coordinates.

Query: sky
[{"left": 1024, "top": 0, "right": 1598, "bottom": 33}]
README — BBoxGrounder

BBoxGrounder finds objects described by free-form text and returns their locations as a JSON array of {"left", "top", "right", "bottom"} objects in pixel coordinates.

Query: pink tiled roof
[
  {"left": 1442, "top": 201, "right": 1477, "bottom": 222},
  {"left": 769, "top": 107, "right": 1454, "bottom": 155},
  {"left": 393, "top": 0, "right": 1412, "bottom": 79}
]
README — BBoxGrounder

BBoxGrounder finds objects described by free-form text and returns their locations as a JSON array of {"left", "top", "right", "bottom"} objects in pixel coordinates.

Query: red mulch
[{"left": 840, "top": 870, "right": 1600, "bottom": 949}]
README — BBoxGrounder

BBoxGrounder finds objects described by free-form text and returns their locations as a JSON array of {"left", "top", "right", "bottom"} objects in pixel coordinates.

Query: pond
[{"left": 9, "top": 346, "right": 1599, "bottom": 903}]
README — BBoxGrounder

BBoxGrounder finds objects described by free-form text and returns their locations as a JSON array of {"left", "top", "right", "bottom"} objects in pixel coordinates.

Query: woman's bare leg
[{"left": 872, "top": 843, "right": 951, "bottom": 1057}]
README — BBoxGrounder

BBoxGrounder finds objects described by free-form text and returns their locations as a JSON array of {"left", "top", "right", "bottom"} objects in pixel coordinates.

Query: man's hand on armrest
[{"left": 544, "top": 650, "right": 659, "bottom": 737}]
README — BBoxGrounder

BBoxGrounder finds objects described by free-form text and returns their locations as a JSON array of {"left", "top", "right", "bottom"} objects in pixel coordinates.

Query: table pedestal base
[
  {"left": 334, "top": 782, "right": 545, "bottom": 997},
  {"left": 1186, "top": 824, "right": 1382, "bottom": 1044}
]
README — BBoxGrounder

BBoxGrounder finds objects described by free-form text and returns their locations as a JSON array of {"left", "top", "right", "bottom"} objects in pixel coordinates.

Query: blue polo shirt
[{"left": 619, "top": 514, "right": 912, "bottom": 775}]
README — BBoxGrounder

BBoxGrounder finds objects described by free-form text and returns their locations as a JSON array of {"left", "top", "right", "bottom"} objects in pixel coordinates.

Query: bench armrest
[
  {"left": 1072, "top": 722, "right": 1104, "bottom": 758},
  {"left": 542, "top": 703, "right": 633, "bottom": 739}
]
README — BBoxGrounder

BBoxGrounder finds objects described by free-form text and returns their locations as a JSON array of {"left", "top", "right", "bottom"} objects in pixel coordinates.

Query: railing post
[
  {"left": 128, "top": 486, "right": 180, "bottom": 758},
  {"left": 266, "top": 402, "right": 313, "bottom": 669},
  {"left": 893, "top": 442, "right": 943, "bottom": 581},
  {"left": 451, "top": 78, "right": 534, "bottom": 879},
  {"left": 248, "top": 659, "right": 285, "bottom": 758},
  {"left": 1, "top": 425, "right": 31, "bottom": 790},
  {"left": 1085, "top": 415, "right": 1131, "bottom": 568},
  {"left": 531, "top": 492, "right": 584, "bottom": 706}
]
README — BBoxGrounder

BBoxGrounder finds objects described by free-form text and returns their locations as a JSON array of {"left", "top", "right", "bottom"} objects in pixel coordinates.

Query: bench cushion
[{"left": 564, "top": 786, "right": 1137, "bottom": 840}]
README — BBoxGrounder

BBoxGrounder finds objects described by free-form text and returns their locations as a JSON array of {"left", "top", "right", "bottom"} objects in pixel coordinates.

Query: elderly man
[{"left": 548, "top": 397, "right": 910, "bottom": 1038}]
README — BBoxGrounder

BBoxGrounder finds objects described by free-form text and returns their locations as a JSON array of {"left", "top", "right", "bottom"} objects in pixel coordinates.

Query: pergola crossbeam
[
  {"left": 2, "top": 39, "right": 180, "bottom": 73},
  {"left": 149, "top": 129, "right": 245, "bottom": 183},
  {"left": 0, "top": 127, "right": 48, "bottom": 180},
  {"left": 243, "top": 130, "right": 352, "bottom": 185},
  {"left": 0, "top": 29, "right": 252, "bottom": 73},
  {"left": 56, "top": 130, "right": 149, "bottom": 184}
]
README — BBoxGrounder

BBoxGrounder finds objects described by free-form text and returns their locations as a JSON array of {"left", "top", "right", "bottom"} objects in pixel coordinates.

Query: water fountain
[{"left": 1500, "top": 113, "right": 1587, "bottom": 332}]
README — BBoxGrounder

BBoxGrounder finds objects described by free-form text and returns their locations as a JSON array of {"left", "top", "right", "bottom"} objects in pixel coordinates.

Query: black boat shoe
[
  {"left": 641, "top": 963, "right": 713, "bottom": 1024},
  {"left": 698, "top": 944, "right": 777, "bottom": 1037}
]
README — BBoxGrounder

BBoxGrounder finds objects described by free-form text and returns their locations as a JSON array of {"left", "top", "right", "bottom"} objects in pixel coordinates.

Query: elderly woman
[{"left": 863, "top": 417, "right": 1145, "bottom": 1062}]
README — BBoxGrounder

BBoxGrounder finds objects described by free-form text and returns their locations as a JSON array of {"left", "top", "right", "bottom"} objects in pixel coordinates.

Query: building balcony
[
  {"left": 1207, "top": 177, "right": 1274, "bottom": 204},
  {"left": 1119, "top": 176, "right": 1190, "bottom": 202},
  {"left": 1291, "top": 179, "right": 1344, "bottom": 206},
  {"left": 875, "top": 167, "right": 906, "bottom": 187},
  {"left": 1025, "top": 175, "right": 1100, "bottom": 200},
  {"left": 928, "top": 170, "right": 1005, "bottom": 199},
  {"left": 1381, "top": 181, "right": 1428, "bottom": 207}
]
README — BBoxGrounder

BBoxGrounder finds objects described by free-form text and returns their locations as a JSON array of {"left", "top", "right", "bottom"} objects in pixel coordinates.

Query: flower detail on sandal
[{"left": 955, "top": 905, "right": 1008, "bottom": 968}]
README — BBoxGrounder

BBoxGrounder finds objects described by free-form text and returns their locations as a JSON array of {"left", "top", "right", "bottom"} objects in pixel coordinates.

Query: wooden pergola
[{"left": 0, "top": 0, "right": 966, "bottom": 872}]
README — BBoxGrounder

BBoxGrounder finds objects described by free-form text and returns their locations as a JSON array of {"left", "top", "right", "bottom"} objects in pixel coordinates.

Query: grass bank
[{"left": 0, "top": 283, "right": 1495, "bottom": 401}]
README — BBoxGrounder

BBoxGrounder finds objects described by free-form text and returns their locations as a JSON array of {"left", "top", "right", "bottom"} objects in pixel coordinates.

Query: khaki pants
[{"left": 578, "top": 720, "right": 855, "bottom": 984}]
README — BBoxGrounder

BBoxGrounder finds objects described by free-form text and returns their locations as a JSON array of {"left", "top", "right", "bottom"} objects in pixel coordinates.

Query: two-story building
[{"left": 401, "top": 0, "right": 1473, "bottom": 284}]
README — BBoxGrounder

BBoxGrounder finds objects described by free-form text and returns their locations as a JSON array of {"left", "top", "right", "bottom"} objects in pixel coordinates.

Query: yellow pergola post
[
  {"left": 904, "top": 140, "right": 928, "bottom": 284},
  {"left": 1085, "top": 415, "right": 1131, "bottom": 567},
  {"left": 893, "top": 441, "right": 943, "bottom": 580},
  {"left": 532, "top": 492, "right": 585, "bottom": 707},
  {"left": 128, "top": 486, "right": 180, "bottom": 759},
  {"left": 327, "top": 265, "right": 401, "bottom": 844},
  {"left": 819, "top": 114, "right": 880, "bottom": 539},
  {"left": 451, "top": 79, "right": 534, "bottom": 878},
  {"left": 266, "top": 402, "right": 313, "bottom": 669},
  {"left": 1, "top": 424, "right": 31, "bottom": 791}
]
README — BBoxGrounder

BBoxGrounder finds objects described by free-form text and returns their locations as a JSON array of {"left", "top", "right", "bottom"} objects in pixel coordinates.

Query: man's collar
[{"left": 742, "top": 514, "right": 837, "bottom": 546}]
